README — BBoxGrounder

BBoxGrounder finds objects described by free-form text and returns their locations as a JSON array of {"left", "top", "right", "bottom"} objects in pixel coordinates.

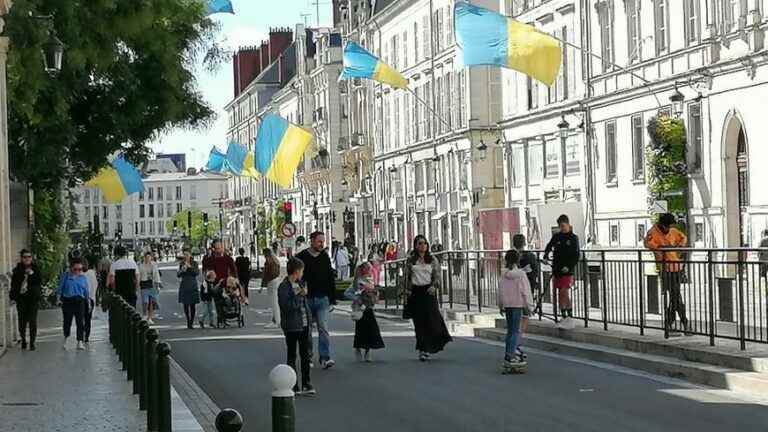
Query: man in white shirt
[{"left": 108, "top": 246, "right": 140, "bottom": 308}]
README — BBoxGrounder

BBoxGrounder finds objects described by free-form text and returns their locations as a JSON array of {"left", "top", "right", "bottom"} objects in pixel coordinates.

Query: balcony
[{"left": 350, "top": 133, "right": 366, "bottom": 147}]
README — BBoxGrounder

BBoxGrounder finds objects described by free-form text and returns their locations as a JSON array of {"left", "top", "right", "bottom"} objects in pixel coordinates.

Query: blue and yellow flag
[
  {"left": 254, "top": 114, "right": 313, "bottom": 188},
  {"left": 224, "top": 142, "right": 259, "bottom": 178},
  {"left": 205, "top": 0, "right": 234, "bottom": 15},
  {"left": 340, "top": 41, "right": 408, "bottom": 89},
  {"left": 205, "top": 148, "right": 227, "bottom": 172},
  {"left": 455, "top": 2, "right": 562, "bottom": 86},
  {"left": 85, "top": 156, "right": 145, "bottom": 204}
]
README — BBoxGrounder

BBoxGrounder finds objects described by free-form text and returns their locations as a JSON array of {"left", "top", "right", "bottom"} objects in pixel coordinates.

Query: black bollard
[
  {"left": 215, "top": 409, "right": 243, "bottom": 432},
  {"left": 116, "top": 300, "right": 125, "bottom": 361},
  {"left": 127, "top": 312, "right": 139, "bottom": 381},
  {"left": 121, "top": 301, "right": 130, "bottom": 369},
  {"left": 269, "top": 365, "right": 296, "bottom": 432},
  {"left": 135, "top": 320, "right": 149, "bottom": 397},
  {"left": 145, "top": 329, "right": 159, "bottom": 428},
  {"left": 107, "top": 292, "right": 114, "bottom": 345},
  {"left": 156, "top": 342, "right": 172, "bottom": 432}
]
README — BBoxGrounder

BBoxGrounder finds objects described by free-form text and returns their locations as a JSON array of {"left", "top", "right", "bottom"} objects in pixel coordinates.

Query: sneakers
[
  {"left": 199, "top": 320, "right": 205, "bottom": 329},
  {"left": 264, "top": 322, "right": 279, "bottom": 329},
  {"left": 147, "top": 319, "right": 155, "bottom": 325},
  {"left": 301, "top": 384, "right": 316, "bottom": 396},
  {"left": 20, "top": 340, "right": 27, "bottom": 350},
  {"left": 515, "top": 347, "right": 527, "bottom": 361},
  {"left": 504, "top": 358, "right": 528, "bottom": 368},
  {"left": 364, "top": 350, "right": 373, "bottom": 363},
  {"left": 76, "top": 341, "right": 86, "bottom": 351},
  {"left": 418, "top": 352, "right": 431, "bottom": 362},
  {"left": 29, "top": 343, "right": 36, "bottom": 351},
  {"left": 355, "top": 349, "right": 363, "bottom": 362},
  {"left": 320, "top": 359, "right": 335, "bottom": 370},
  {"left": 62, "top": 337, "right": 69, "bottom": 350}
]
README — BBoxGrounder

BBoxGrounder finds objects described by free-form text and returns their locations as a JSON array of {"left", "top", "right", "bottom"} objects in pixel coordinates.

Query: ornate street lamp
[
  {"left": 476, "top": 139, "right": 488, "bottom": 161},
  {"left": 388, "top": 165, "right": 398, "bottom": 173},
  {"left": 43, "top": 32, "right": 64, "bottom": 74},
  {"left": 670, "top": 88, "right": 685, "bottom": 118},
  {"left": 557, "top": 115, "right": 570, "bottom": 139}
]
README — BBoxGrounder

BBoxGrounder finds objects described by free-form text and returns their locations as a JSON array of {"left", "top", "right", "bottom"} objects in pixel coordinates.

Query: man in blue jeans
[{"left": 296, "top": 231, "right": 337, "bottom": 369}]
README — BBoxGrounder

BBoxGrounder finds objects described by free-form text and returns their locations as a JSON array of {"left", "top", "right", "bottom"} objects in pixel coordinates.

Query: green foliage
[
  {"left": 646, "top": 115, "right": 688, "bottom": 218},
  {"left": 166, "top": 209, "right": 221, "bottom": 248},
  {"left": 271, "top": 199, "right": 287, "bottom": 240},
  {"left": 6, "top": 0, "right": 227, "bottom": 190},
  {"left": 254, "top": 206, "right": 270, "bottom": 250},
  {"left": 31, "top": 188, "right": 69, "bottom": 293}
]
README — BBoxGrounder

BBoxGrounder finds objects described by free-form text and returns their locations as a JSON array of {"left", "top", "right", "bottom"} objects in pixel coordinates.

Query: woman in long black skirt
[
  {"left": 403, "top": 235, "right": 452, "bottom": 361},
  {"left": 353, "top": 262, "right": 384, "bottom": 362}
]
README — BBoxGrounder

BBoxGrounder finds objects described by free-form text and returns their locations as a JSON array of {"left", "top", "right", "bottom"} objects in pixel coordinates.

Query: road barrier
[
  {"left": 105, "top": 291, "right": 298, "bottom": 431},
  {"left": 382, "top": 247, "right": 768, "bottom": 350}
]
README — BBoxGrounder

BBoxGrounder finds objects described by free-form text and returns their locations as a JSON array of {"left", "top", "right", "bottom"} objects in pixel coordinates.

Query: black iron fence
[{"left": 381, "top": 248, "right": 768, "bottom": 350}]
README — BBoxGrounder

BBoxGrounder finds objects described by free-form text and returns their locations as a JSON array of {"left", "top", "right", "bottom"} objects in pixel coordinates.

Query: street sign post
[
  {"left": 281, "top": 222, "right": 296, "bottom": 239},
  {"left": 649, "top": 200, "right": 668, "bottom": 214}
]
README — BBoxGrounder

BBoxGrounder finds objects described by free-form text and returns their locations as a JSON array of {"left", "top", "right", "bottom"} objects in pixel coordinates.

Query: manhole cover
[{"left": 2, "top": 402, "right": 42, "bottom": 407}]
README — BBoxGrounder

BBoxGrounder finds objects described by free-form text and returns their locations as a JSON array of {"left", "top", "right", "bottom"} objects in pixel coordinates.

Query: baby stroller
[{"left": 214, "top": 290, "right": 245, "bottom": 328}]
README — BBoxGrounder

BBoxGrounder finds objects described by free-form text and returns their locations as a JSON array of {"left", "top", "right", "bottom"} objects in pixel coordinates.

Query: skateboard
[{"left": 501, "top": 361, "right": 528, "bottom": 375}]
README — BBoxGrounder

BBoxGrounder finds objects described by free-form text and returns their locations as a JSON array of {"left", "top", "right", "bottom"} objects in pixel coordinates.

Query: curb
[{"left": 170, "top": 356, "right": 221, "bottom": 432}]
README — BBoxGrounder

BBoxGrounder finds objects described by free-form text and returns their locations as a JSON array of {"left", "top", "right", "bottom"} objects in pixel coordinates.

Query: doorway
[{"left": 722, "top": 112, "right": 750, "bottom": 247}]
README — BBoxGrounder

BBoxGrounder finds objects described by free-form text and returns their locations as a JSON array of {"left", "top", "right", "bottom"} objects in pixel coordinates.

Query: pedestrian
[
  {"left": 295, "top": 236, "right": 308, "bottom": 254},
  {"left": 759, "top": 229, "right": 768, "bottom": 281},
  {"left": 96, "top": 253, "right": 112, "bottom": 307},
  {"left": 82, "top": 257, "right": 98, "bottom": 347},
  {"left": 295, "top": 231, "right": 336, "bottom": 369},
  {"left": 368, "top": 252, "right": 382, "bottom": 287},
  {"left": 543, "top": 214, "right": 580, "bottom": 328},
  {"left": 498, "top": 249, "right": 535, "bottom": 369},
  {"left": 202, "top": 239, "right": 238, "bottom": 288},
  {"left": 139, "top": 252, "right": 162, "bottom": 324},
  {"left": 57, "top": 258, "right": 90, "bottom": 351},
  {"left": 351, "top": 262, "right": 384, "bottom": 362},
  {"left": 178, "top": 251, "right": 201, "bottom": 329},
  {"left": 272, "top": 241, "right": 280, "bottom": 256},
  {"left": 334, "top": 243, "right": 350, "bottom": 280},
  {"left": 199, "top": 270, "right": 217, "bottom": 328},
  {"left": 403, "top": 235, "right": 452, "bottom": 361},
  {"left": 278, "top": 258, "right": 315, "bottom": 395},
  {"left": 644, "top": 213, "right": 691, "bottom": 335},
  {"left": 235, "top": 248, "right": 252, "bottom": 305},
  {"left": 263, "top": 248, "right": 282, "bottom": 329},
  {"left": 108, "top": 245, "right": 140, "bottom": 309},
  {"left": 10, "top": 249, "right": 42, "bottom": 351},
  {"left": 512, "top": 234, "right": 539, "bottom": 361}
]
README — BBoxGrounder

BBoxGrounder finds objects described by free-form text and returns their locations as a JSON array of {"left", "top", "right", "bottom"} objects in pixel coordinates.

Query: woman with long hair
[
  {"left": 177, "top": 251, "right": 200, "bottom": 329},
  {"left": 403, "top": 235, "right": 452, "bottom": 361},
  {"left": 139, "top": 252, "right": 162, "bottom": 324}
]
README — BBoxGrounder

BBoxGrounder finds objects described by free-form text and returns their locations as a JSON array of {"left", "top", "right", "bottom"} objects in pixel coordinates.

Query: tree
[
  {"left": 166, "top": 209, "right": 221, "bottom": 248},
  {"left": 646, "top": 114, "right": 689, "bottom": 227},
  {"left": 6, "top": 0, "right": 227, "bottom": 191}
]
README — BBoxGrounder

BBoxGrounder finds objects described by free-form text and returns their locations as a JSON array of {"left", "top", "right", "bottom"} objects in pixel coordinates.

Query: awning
[{"left": 431, "top": 212, "right": 447, "bottom": 221}]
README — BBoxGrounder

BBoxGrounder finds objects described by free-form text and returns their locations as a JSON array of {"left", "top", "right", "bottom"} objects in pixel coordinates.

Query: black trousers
[
  {"left": 83, "top": 299, "right": 94, "bottom": 342},
  {"left": 238, "top": 276, "right": 250, "bottom": 299},
  {"left": 663, "top": 271, "right": 688, "bottom": 328},
  {"left": 17, "top": 299, "right": 39, "bottom": 344},
  {"left": 62, "top": 297, "right": 85, "bottom": 341},
  {"left": 284, "top": 327, "right": 311, "bottom": 388},
  {"left": 183, "top": 304, "right": 196, "bottom": 327}
]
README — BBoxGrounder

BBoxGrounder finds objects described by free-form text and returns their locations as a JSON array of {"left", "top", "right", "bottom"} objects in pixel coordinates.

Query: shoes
[
  {"left": 264, "top": 322, "right": 279, "bottom": 329},
  {"left": 292, "top": 385, "right": 301, "bottom": 394},
  {"left": 76, "top": 341, "right": 86, "bottom": 351},
  {"left": 199, "top": 320, "right": 205, "bottom": 329},
  {"left": 309, "top": 361, "right": 314, "bottom": 369},
  {"left": 147, "top": 319, "right": 155, "bottom": 325},
  {"left": 62, "top": 337, "right": 69, "bottom": 350},
  {"left": 21, "top": 340, "right": 27, "bottom": 350},
  {"left": 364, "top": 350, "right": 373, "bottom": 363},
  {"left": 320, "top": 359, "right": 335, "bottom": 370},
  {"left": 418, "top": 352, "right": 430, "bottom": 362},
  {"left": 301, "top": 384, "right": 316, "bottom": 396},
  {"left": 683, "top": 322, "right": 694, "bottom": 336},
  {"left": 355, "top": 349, "right": 363, "bottom": 362},
  {"left": 29, "top": 343, "right": 36, "bottom": 351},
  {"left": 515, "top": 348, "right": 527, "bottom": 361},
  {"left": 504, "top": 358, "right": 528, "bottom": 368}
]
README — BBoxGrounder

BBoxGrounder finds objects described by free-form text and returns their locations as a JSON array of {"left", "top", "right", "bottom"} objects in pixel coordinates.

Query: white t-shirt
[
  {"left": 85, "top": 269, "right": 98, "bottom": 302},
  {"left": 411, "top": 263, "right": 433, "bottom": 286},
  {"left": 109, "top": 257, "right": 139, "bottom": 276}
]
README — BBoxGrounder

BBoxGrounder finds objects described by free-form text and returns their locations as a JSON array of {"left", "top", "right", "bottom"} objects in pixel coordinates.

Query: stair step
[{"left": 475, "top": 327, "right": 768, "bottom": 398}]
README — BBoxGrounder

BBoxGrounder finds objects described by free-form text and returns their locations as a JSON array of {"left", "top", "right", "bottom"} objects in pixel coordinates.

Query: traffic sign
[
  {"left": 281, "top": 222, "right": 297, "bottom": 238},
  {"left": 649, "top": 200, "right": 668, "bottom": 214}
]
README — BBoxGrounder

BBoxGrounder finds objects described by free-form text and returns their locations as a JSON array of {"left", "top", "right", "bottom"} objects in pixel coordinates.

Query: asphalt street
[{"left": 153, "top": 263, "right": 768, "bottom": 432}]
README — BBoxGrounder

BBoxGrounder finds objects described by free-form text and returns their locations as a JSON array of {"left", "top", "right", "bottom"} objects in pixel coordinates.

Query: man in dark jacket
[
  {"left": 295, "top": 231, "right": 336, "bottom": 369},
  {"left": 235, "top": 248, "right": 251, "bottom": 305},
  {"left": 543, "top": 214, "right": 580, "bottom": 326},
  {"left": 10, "top": 249, "right": 43, "bottom": 350}
]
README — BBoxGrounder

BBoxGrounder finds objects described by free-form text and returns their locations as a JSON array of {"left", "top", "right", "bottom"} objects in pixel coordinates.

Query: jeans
[
  {"left": 306, "top": 296, "right": 331, "bottom": 361},
  {"left": 268, "top": 279, "right": 281, "bottom": 326},
  {"left": 62, "top": 297, "right": 85, "bottom": 341},
  {"left": 504, "top": 308, "right": 524, "bottom": 360},
  {"left": 285, "top": 327, "right": 311, "bottom": 388},
  {"left": 200, "top": 300, "right": 215, "bottom": 326}
]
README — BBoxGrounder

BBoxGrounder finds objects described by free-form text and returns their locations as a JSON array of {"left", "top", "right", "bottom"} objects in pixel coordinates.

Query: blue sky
[{"left": 150, "top": 0, "right": 332, "bottom": 168}]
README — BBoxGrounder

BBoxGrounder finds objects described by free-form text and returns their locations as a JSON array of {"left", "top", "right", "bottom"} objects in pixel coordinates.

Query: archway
[{"left": 722, "top": 111, "right": 750, "bottom": 247}]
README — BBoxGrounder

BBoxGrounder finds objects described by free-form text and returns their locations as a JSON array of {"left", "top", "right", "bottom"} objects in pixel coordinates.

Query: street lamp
[
  {"left": 476, "top": 139, "right": 488, "bottom": 161},
  {"left": 557, "top": 115, "right": 570, "bottom": 139},
  {"left": 388, "top": 165, "right": 398, "bottom": 173},
  {"left": 670, "top": 87, "right": 685, "bottom": 118},
  {"left": 318, "top": 148, "right": 330, "bottom": 169},
  {"left": 43, "top": 32, "right": 64, "bottom": 74}
]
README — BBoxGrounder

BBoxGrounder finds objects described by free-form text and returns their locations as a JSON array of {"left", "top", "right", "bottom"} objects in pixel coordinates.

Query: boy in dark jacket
[
  {"left": 278, "top": 258, "right": 315, "bottom": 396},
  {"left": 543, "top": 214, "right": 580, "bottom": 326}
]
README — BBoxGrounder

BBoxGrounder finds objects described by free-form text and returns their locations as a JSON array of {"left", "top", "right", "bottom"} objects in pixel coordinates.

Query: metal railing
[{"left": 381, "top": 248, "right": 768, "bottom": 350}]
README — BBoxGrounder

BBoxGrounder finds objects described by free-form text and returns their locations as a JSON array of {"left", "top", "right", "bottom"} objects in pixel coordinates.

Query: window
[
  {"left": 147, "top": 187, "right": 154, "bottom": 201},
  {"left": 84, "top": 189, "right": 91, "bottom": 204},
  {"left": 413, "top": 22, "right": 419, "bottom": 63},
  {"left": 166, "top": 186, "right": 172, "bottom": 201},
  {"left": 637, "top": 223, "right": 646, "bottom": 244},
  {"left": 597, "top": 1, "right": 615, "bottom": 72},
  {"left": 134, "top": 222, "right": 139, "bottom": 235},
  {"left": 149, "top": 221, "right": 155, "bottom": 235},
  {"left": 528, "top": 142, "right": 543, "bottom": 185},
  {"left": 723, "top": 0, "right": 747, "bottom": 33},
  {"left": 148, "top": 204, "right": 155, "bottom": 218},
  {"left": 158, "top": 203, "right": 164, "bottom": 218},
  {"left": 434, "top": 8, "right": 443, "bottom": 53},
  {"left": 115, "top": 205, "right": 122, "bottom": 220},
  {"left": 422, "top": 15, "right": 430, "bottom": 59},
  {"left": 445, "top": 5, "right": 453, "bottom": 47},
  {"left": 684, "top": 0, "right": 700, "bottom": 44},
  {"left": 445, "top": 72, "right": 453, "bottom": 128},
  {"left": 158, "top": 222, "right": 165, "bottom": 236},
  {"left": 605, "top": 121, "right": 617, "bottom": 183},
  {"left": 610, "top": 223, "right": 620, "bottom": 245},
  {"left": 139, "top": 191, "right": 144, "bottom": 201},
  {"left": 94, "top": 190, "right": 100, "bottom": 204},
  {"left": 117, "top": 221, "right": 123, "bottom": 234},
  {"left": 84, "top": 206, "right": 91, "bottom": 221},
  {"left": 653, "top": 0, "right": 668, "bottom": 54},
  {"left": 544, "top": 140, "right": 559, "bottom": 178},
  {"left": 631, "top": 114, "right": 645, "bottom": 181},
  {"left": 565, "top": 137, "right": 580, "bottom": 176},
  {"left": 626, "top": 0, "right": 641, "bottom": 63},
  {"left": 688, "top": 102, "right": 703, "bottom": 172},
  {"left": 157, "top": 187, "right": 163, "bottom": 201},
  {"left": 176, "top": 203, "right": 182, "bottom": 213},
  {"left": 103, "top": 222, "right": 109, "bottom": 235},
  {"left": 457, "top": 69, "right": 467, "bottom": 127},
  {"left": 102, "top": 206, "right": 108, "bottom": 220},
  {"left": 526, "top": 77, "right": 538, "bottom": 110},
  {"left": 167, "top": 203, "right": 173, "bottom": 217},
  {"left": 190, "top": 185, "right": 197, "bottom": 200},
  {"left": 694, "top": 222, "right": 704, "bottom": 242},
  {"left": 175, "top": 186, "right": 182, "bottom": 200},
  {"left": 139, "top": 205, "right": 145, "bottom": 218},
  {"left": 390, "top": 34, "right": 398, "bottom": 69},
  {"left": 510, "top": 146, "right": 524, "bottom": 187},
  {"left": 140, "top": 221, "right": 146, "bottom": 235},
  {"left": 402, "top": 31, "right": 408, "bottom": 68},
  {"left": 393, "top": 95, "right": 400, "bottom": 149}
]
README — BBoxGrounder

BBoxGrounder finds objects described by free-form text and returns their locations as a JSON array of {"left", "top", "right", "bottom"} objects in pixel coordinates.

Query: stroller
[{"left": 214, "top": 290, "right": 245, "bottom": 328}]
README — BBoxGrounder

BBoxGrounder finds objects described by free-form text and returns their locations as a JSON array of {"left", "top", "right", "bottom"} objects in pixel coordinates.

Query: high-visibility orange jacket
[{"left": 644, "top": 225, "right": 687, "bottom": 272}]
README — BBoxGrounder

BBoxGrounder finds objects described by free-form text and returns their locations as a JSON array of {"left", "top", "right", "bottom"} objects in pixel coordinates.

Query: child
[
  {"left": 199, "top": 270, "right": 217, "bottom": 328},
  {"left": 513, "top": 234, "right": 539, "bottom": 360},
  {"left": 225, "top": 276, "right": 244, "bottom": 304},
  {"left": 278, "top": 258, "right": 315, "bottom": 395},
  {"left": 543, "top": 214, "right": 580, "bottom": 328},
  {"left": 352, "top": 262, "right": 385, "bottom": 362},
  {"left": 498, "top": 249, "right": 534, "bottom": 368}
]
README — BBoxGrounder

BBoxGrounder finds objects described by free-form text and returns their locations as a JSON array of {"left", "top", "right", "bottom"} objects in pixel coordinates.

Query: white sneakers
[
  {"left": 63, "top": 337, "right": 88, "bottom": 351},
  {"left": 76, "top": 341, "right": 86, "bottom": 351},
  {"left": 355, "top": 349, "right": 363, "bottom": 362},
  {"left": 62, "top": 337, "right": 69, "bottom": 350},
  {"left": 557, "top": 317, "right": 576, "bottom": 329}
]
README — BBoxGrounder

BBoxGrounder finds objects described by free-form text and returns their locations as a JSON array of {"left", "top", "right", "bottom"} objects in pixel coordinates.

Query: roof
[
  {"left": 142, "top": 171, "right": 228, "bottom": 183},
  {"left": 373, "top": 0, "right": 397, "bottom": 14}
]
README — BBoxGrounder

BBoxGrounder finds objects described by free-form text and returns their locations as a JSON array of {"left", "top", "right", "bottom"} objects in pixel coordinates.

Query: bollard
[
  {"left": 215, "top": 409, "right": 244, "bottom": 432},
  {"left": 156, "top": 342, "right": 173, "bottom": 432},
  {"left": 145, "top": 329, "right": 159, "bottom": 428},
  {"left": 135, "top": 320, "right": 149, "bottom": 398},
  {"left": 107, "top": 293, "right": 114, "bottom": 345},
  {"left": 131, "top": 313, "right": 142, "bottom": 386},
  {"left": 127, "top": 312, "right": 140, "bottom": 381},
  {"left": 269, "top": 364, "right": 296, "bottom": 432},
  {"left": 116, "top": 300, "right": 125, "bottom": 361},
  {"left": 121, "top": 301, "right": 130, "bottom": 369}
]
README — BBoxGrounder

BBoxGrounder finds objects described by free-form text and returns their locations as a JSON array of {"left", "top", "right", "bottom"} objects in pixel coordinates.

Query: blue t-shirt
[{"left": 57, "top": 272, "right": 90, "bottom": 299}]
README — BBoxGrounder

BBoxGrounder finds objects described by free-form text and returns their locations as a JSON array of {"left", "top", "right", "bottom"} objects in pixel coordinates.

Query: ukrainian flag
[
  {"left": 85, "top": 156, "right": 145, "bottom": 204},
  {"left": 205, "top": 0, "right": 234, "bottom": 15},
  {"left": 205, "top": 148, "right": 227, "bottom": 172},
  {"left": 340, "top": 41, "right": 408, "bottom": 90},
  {"left": 454, "top": 2, "right": 562, "bottom": 86},
  {"left": 254, "top": 114, "right": 313, "bottom": 188},
  {"left": 224, "top": 142, "right": 259, "bottom": 178}
]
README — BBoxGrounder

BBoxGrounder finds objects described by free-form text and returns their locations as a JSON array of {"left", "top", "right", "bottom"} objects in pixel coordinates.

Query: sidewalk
[{"left": 0, "top": 307, "right": 204, "bottom": 432}]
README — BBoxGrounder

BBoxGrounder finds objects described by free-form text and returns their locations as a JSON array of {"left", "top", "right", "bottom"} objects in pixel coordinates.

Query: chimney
[
  {"left": 260, "top": 41, "right": 270, "bottom": 70},
  {"left": 269, "top": 27, "right": 293, "bottom": 63},
  {"left": 232, "top": 46, "right": 263, "bottom": 97}
]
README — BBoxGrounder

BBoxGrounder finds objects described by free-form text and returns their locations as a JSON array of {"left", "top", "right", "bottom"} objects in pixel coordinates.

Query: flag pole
[{"left": 404, "top": 87, "right": 453, "bottom": 131}]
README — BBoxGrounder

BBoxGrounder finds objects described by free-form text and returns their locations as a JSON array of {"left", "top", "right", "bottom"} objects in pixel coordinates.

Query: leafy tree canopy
[
  {"left": 166, "top": 208, "right": 221, "bottom": 247},
  {"left": 7, "top": 0, "right": 227, "bottom": 191}
]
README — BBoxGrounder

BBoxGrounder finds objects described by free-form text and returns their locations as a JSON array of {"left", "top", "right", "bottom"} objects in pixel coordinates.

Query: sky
[{"left": 150, "top": 0, "right": 333, "bottom": 169}]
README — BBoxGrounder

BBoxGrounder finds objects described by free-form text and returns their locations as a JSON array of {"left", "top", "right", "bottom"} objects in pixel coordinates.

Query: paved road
[{"left": 153, "top": 265, "right": 768, "bottom": 432}]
